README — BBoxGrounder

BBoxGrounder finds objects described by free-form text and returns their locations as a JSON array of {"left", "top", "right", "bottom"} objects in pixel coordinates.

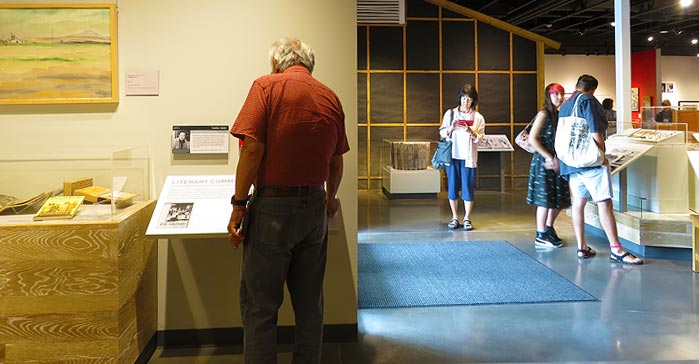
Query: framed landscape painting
[{"left": 0, "top": 4, "right": 118, "bottom": 105}]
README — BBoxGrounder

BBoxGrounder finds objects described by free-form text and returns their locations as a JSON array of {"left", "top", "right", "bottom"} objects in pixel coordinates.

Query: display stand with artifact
[{"left": 381, "top": 140, "right": 440, "bottom": 199}]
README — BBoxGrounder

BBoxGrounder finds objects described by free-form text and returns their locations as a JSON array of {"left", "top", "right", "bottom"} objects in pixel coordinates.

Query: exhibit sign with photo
[
  {"left": 146, "top": 175, "right": 235, "bottom": 238},
  {"left": 172, "top": 125, "right": 229, "bottom": 154},
  {"left": 477, "top": 134, "right": 514, "bottom": 151},
  {"left": 605, "top": 139, "right": 655, "bottom": 176}
]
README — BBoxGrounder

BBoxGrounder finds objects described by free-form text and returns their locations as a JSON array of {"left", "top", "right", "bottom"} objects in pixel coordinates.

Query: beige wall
[
  {"left": 544, "top": 55, "right": 617, "bottom": 102},
  {"left": 0, "top": 0, "right": 358, "bottom": 330},
  {"left": 659, "top": 56, "right": 699, "bottom": 107}
]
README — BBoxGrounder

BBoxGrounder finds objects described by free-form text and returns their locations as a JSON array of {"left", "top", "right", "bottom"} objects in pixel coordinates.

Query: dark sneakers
[
  {"left": 535, "top": 231, "right": 563, "bottom": 248},
  {"left": 545, "top": 226, "right": 563, "bottom": 242}
]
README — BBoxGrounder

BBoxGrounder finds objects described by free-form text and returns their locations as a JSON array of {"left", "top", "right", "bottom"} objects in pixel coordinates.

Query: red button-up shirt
[{"left": 231, "top": 65, "right": 349, "bottom": 186}]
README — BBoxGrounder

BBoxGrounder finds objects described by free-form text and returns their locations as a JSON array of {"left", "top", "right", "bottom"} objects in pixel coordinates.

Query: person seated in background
[
  {"left": 602, "top": 98, "right": 616, "bottom": 121},
  {"left": 655, "top": 99, "right": 673, "bottom": 123}
]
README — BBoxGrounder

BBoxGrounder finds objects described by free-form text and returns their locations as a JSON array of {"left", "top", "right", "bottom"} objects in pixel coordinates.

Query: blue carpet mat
[{"left": 358, "top": 241, "right": 597, "bottom": 308}]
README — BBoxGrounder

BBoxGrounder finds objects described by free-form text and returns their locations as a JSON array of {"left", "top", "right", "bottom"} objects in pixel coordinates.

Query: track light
[{"left": 692, "top": 39, "right": 698, "bottom": 45}]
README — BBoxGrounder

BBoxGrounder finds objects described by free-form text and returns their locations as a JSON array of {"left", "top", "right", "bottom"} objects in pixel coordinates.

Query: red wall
[{"left": 631, "top": 50, "right": 658, "bottom": 121}]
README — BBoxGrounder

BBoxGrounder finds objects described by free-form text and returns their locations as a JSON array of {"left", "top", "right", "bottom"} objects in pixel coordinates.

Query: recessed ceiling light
[
  {"left": 610, "top": 22, "right": 616, "bottom": 27},
  {"left": 680, "top": 0, "right": 692, "bottom": 8},
  {"left": 692, "top": 39, "right": 698, "bottom": 45},
  {"left": 648, "top": 36, "right": 654, "bottom": 41}
]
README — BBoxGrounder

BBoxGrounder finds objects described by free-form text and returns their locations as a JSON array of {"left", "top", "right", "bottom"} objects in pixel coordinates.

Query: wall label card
[{"left": 125, "top": 69, "right": 159, "bottom": 96}]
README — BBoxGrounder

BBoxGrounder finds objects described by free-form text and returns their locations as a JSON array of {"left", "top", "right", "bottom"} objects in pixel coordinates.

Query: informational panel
[
  {"left": 477, "top": 134, "right": 514, "bottom": 152},
  {"left": 172, "top": 125, "right": 230, "bottom": 154},
  {"left": 605, "top": 139, "right": 655, "bottom": 176},
  {"left": 146, "top": 175, "right": 234, "bottom": 238}
]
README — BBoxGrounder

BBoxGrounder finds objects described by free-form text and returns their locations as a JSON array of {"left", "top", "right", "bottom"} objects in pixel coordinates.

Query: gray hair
[{"left": 269, "top": 38, "right": 315, "bottom": 73}]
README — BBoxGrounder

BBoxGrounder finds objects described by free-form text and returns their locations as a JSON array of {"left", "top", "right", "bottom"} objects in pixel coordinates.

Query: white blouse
[{"left": 438, "top": 107, "right": 486, "bottom": 168}]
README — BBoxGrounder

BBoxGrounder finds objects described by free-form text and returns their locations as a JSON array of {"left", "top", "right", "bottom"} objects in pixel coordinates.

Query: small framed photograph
[
  {"left": 631, "top": 88, "right": 639, "bottom": 112},
  {"left": 665, "top": 82, "right": 675, "bottom": 93}
]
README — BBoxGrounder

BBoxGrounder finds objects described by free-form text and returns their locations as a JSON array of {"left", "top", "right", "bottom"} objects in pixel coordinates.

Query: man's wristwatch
[{"left": 231, "top": 196, "right": 249, "bottom": 206}]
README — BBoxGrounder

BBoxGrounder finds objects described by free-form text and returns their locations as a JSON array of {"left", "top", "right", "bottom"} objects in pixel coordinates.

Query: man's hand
[
  {"left": 227, "top": 205, "right": 247, "bottom": 249},
  {"left": 327, "top": 198, "right": 340, "bottom": 217}
]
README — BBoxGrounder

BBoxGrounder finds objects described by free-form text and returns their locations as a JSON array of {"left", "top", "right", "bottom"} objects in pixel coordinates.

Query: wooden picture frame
[{"left": 0, "top": 4, "right": 118, "bottom": 105}]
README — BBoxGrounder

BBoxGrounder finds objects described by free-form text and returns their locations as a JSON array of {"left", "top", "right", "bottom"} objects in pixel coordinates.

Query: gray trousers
[{"left": 241, "top": 190, "right": 327, "bottom": 364}]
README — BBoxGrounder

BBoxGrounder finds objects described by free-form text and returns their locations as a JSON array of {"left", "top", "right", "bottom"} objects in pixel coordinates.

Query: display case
[
  {"left": 576, "top": 128, "right": 693, "bottom": 256},
  {"left": 0, "top": 146, "right": 150, "bottom": 220},
  {"left": 381, "top": 139, "right": 440, "bottom": 199},
  {"left": 608, "top": 129, "right": 686, "bottom": 214}
]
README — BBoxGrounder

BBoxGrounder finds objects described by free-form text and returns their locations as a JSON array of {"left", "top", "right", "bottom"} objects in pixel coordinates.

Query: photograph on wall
[
  {"left": 630, "top": 88, "right": 639, "bottom": 112},
  {"left": 0, "top": 4, "right": 118, "bottom": 105},
  {"left": 172, "top": 125, "right": 230, "bottom": 154},
  {"left": 661, "top": 82, "right": 675, "bottom": 94}
]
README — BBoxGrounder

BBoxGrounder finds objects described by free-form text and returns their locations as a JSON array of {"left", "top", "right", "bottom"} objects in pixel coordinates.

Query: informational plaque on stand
[
  {"left": 146, "top": 175, "right": 235, "bottom": 238},
  {"left": 477, "top": 134, "right": 514, "bottom": 152},
  {"left": 605, "top": 139, "right": 655, "bottom": 176}
]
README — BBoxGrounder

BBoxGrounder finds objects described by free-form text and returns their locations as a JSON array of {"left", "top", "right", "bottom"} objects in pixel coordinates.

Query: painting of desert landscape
[{"left": 0, "top": 5, "right": 117, "bottom": 104}]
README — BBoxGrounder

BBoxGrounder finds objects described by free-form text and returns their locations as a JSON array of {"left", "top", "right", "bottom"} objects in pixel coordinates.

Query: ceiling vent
[{"left": 357, "top": 0, "right": 406, "bottom": 24}]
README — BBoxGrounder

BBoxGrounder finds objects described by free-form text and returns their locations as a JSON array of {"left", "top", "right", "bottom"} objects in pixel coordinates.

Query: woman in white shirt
[{"left": 439, "top": 84, "right": 486, "bottom": 230}]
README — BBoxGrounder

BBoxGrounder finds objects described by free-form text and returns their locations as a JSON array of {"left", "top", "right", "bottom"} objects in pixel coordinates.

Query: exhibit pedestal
[
  {"left": 609, "top": 129, "right": 687, "bottom": 214},
  {"left": 0, "top": 201, "right": 157, "bottom": 364},
  {"left": 626, "top": 144, "right": 688, "bottom": 213},
  {"left": 382, "top": 166, "right": 440, "bottom": 199},
  {"left": 581, "top": 202, "right": 692, "bottom": 258}
]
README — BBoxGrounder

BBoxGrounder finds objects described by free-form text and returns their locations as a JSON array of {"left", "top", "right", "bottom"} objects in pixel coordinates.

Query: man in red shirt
[{"left": 227, "top": 38, "right": 349, "bottom": 364}]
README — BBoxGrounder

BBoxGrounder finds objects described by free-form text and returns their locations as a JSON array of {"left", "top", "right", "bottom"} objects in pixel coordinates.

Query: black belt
[{"left": 256, "top": 185, "right": 324, "bottom": 197}]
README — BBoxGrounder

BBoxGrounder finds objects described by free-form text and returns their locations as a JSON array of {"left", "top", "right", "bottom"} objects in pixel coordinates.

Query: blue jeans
[
  {"left": 241, "top": 190, "right": 327, "bottom": 364},
  {"left": 446, "top": 159, "right": 476, "bottom": 201}
]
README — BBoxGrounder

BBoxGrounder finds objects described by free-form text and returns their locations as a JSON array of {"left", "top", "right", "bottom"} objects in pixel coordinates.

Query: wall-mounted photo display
[
  {"left": 172, "top": 125, "right": 230, "bottom": 154},
  {"left": 0, "top": 4, "right": 118, "bottom": 105},
  {"left": 661, "top": 82, "right": 675, "bottom": 94},
  {"left": 631, "top": 88, "right": 639, "bottom": 112}
]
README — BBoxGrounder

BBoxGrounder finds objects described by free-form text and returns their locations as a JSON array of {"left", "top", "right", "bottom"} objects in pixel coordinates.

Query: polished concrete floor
[{"left": 148, "top": 190, "right": 699, "bottom": 364}]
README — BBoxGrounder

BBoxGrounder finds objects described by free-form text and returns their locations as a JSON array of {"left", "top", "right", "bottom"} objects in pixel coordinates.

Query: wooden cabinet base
[{"left": 0, "top": 201, "right": 156, "bottom": 363}]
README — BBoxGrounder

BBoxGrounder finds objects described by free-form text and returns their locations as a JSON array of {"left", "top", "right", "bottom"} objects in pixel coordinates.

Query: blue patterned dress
[{"left": 526, "top": 114, "right": 571, "bottom": 209}]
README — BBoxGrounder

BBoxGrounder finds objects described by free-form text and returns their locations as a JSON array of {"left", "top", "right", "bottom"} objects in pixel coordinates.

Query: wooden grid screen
[{"left": 357, "top": 2, "right": 542, "bottom": 191}]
